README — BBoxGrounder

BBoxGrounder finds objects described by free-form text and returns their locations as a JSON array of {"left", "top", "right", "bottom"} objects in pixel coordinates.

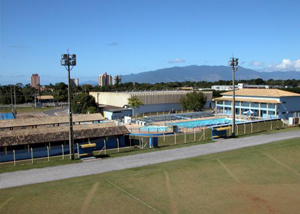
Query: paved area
[
  {"left": 1, "top": 131, "right": 300, "bottom": 190},
  {"left": 43, "top": 106, "right": 68, "bottom": 116}
]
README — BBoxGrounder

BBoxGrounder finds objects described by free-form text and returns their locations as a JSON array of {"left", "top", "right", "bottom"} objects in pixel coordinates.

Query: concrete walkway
[{"left": 1, "top": 131, "right": 300, "bottom": 190}]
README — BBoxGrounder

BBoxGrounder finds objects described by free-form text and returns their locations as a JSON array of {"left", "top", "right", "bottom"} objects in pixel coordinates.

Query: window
[
  {"left": 241, "top": 102, "right": 249, "bottom": 107},
  {"left": 268, "top": 104, "right": 275, "bottom": 109},
  {"left": 251, "top": 102, "right": 259, "bottom": 108},
  {"left": 260, "top": 103, "right": 267, "bottom": 108},
  {"left": 225, "top": 101, "right": 231, "bottom": 105}
]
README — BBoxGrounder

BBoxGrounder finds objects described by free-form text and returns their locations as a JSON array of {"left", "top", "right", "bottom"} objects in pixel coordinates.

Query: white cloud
[
  {"left": 268, "top": 59, "right": 300, "bottom": 71},
  {"left": 168, "top": 58, "right": 185, "bottom": 63},
  {"left": 249, "top": 60, "right": 265, "bottom": 67}
]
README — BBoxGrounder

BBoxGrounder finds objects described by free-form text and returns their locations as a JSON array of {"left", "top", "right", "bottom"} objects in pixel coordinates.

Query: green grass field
[{"left": 1, "top": 137, "right": 300, "bottom": 214}]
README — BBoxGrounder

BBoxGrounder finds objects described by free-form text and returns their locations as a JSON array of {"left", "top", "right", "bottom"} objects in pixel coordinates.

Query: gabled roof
[
  {"left": 221, "top": 89, "right": 300, "bottom": 97},
  {"left": 0, "top": 123, "right": 129, "bottom": 147}
]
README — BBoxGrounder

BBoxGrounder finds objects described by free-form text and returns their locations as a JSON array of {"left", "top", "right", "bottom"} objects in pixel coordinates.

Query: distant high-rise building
[
  {"left": 98, "top": 72, "right": 112, "bottom": 86},
  {"left": 31, "top": 74, "right": 40, "bottom": 88},
  {"left": 70, "top": 78, "right": 79, "bottom": 87},
  {"left": 113, "top": 75, "right": 122, "bottom": 85}
]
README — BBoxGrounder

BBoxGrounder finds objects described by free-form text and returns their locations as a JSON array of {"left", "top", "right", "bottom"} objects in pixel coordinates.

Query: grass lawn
[
  {"left": 1, "top": 137, "right": 300, "bottom": 214},
  {"left": 0, "top": 106, "right": 58, "bottom": 113}
]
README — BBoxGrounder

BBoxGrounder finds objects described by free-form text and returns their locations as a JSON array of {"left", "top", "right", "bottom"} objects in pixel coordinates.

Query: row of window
[{"left": 217, "top": 101, "right": 275, "bottom": 109}]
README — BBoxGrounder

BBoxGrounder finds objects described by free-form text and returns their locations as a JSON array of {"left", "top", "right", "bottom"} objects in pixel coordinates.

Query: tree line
[{"left": 1, "top": 78, "right": 300, "bottom": 105}]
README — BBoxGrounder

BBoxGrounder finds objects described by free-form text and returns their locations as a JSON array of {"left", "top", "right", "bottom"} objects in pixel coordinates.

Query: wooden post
[
  {"left": 117, "top": 138, "right": 120, "bottom": 153},
  {"left": 4, "top": 146, "right": 7, "bottom": 155},
  {"left": 174, "top": 133, "right": 177, "bottom": 145},
  {"left": 204, "top": 129, "right": 206, "bottom": 140},
  {"left": 77, "top": 143, "right": 79, "bottom": 158},
  {"left": 104, "top": 140, "right": 107, "bottom": 155},
  {"left": 163, "top": 133, "right": 165, "bottom": 141},
  {"left": 62, "top": 144, "right": 64, "bottom": 160},
  {"left": 31, "top": 148, "right": 33, "bottom": 164},
  {"left": 47, "top": 146, "right": 49, "bottom": 162},
  {"left": 251, "top": 123, "right": 253, "bottom": 133},
  {"left": 194, "top": 128, "right": 196, "bottom": 142},
  {"left": 244, "top": 123, "right": 246, "bottom": 135},
  {"left": 185, "top": 132, "right": 187, "bottom": 144},
  {"left": 236, "top": 125, "right": 238, "bottom": 136},
  {"left": 129, "top": 137, "right": 132, "bottom": 147},
  {"left": 271, "top": 121, "right": 273, "bottom": 130},
  {"left": 27, "top": 144, "right": 30, "bottom": 153},
  {"left": 13, "top": 150, "right": 16, "bottom": 166},
  {"left": 258, "top": 122, "right": 260, "bottom": 132}
]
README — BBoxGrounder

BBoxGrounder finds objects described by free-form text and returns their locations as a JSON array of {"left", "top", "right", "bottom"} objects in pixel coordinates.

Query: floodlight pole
[
  {"left": 67, "top": 54, "right": 75, "bottom": 160},
  {"left": 229, "top": 57, "right": 238, "bottom": 137},
  {"left": 232, "top": 63, "right": 236, "bottom": 137},
  {"left": 61, "top": 52, "right": 76, "bottom": 160}
]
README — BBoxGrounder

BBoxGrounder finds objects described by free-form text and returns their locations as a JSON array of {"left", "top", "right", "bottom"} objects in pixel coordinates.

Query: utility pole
[
  {"left": 10, "top": 87, "right": 14, "bottom": 113},
  {"left": 228, "top": 57, "right": 239, "bottom": 137},
  {"left": 14, "top": 85, "right": 17, "bottom": 113},
  {"left": 61, "top": 52, "right": 76, "bottom": 160}
]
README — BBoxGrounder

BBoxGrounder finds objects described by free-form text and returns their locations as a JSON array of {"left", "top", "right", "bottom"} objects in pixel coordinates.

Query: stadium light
[
  {"left": 228, "top": 57, "right": 238, "bottom": 137},
  {"left": 60, "top": 52, "right": 77, "bottom": 160}
]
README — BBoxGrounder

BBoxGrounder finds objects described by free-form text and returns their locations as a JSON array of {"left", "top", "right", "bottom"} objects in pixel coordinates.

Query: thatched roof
[
  {"left": 0, "top": 113, "right": 104, "bottom": 129},
  {"left": 0, "top": 123, "right": 129, "bottom": 147}
]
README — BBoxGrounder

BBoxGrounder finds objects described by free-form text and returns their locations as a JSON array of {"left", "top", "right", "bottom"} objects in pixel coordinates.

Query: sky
[{"left": 1, "top": 0, "right": 300, "bottom": 85}]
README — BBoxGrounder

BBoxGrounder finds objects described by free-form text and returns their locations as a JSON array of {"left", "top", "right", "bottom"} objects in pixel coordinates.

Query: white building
[
  {"left": 98, "top": 72, "right": 112, "bottom": 86},
  {"left": 90, "top": 91, "right": 213, "bottom": 115},
  {"left": 113, "top": 75, "right": 122, "bottom": 85},
  {"left": 214, "top": 89, "right": 300, "bottom": 119},
  {"left": 70, "top": 78, "right": 79, "bottom": 87}
]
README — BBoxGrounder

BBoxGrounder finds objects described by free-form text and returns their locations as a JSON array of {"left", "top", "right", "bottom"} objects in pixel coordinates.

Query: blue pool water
[
  {"left": 168, "top": 118, "right": 243, "bottom": 128},
  {"left": 0, "top": 113, "right": 15, "bottom": 120},
  {"left": 140, "top": 126, "right": 168, "bottom": 132}
]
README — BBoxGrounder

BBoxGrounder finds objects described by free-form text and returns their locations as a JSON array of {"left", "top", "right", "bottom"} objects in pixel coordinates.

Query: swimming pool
[
  {"left": 168, "top": 118, "right": 243, "bottom": 128},
  {"left": 139, "top": 126, "right": 168, "bottom": 132}
]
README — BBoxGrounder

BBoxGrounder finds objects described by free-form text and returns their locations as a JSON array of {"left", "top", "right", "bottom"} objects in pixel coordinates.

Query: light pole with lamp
[
  {"left": 228, "top": 57, "right": 238, "bottom": 137},
  {"left": 61, "top": 53, "right": 76, "bottom": 160}
]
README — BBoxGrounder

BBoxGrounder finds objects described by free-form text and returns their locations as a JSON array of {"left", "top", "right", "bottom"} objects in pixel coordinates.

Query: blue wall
[{"left": 0, "top": 136, "right": 126, "bottom": 163}]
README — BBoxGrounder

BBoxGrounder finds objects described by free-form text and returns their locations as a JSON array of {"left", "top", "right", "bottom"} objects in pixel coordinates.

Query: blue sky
[{"left": 1, "top": 0, "right": 300, "bottom": 85}]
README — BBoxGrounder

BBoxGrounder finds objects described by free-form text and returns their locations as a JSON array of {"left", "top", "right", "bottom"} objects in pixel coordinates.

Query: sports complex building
[
  {"left": 89, "top": 91, "right": 213, "bottom": 115},
  {"left": 214, "top": 89, "right": 300, "bottom": 119}
]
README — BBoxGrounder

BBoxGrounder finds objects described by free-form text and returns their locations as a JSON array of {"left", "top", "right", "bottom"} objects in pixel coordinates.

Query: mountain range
[{"left": 120, "top": 65, "right": 300, "bottom": 84}]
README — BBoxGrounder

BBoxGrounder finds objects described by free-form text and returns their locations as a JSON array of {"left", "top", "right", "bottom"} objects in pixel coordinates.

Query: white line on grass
[
  {"left": 217, "top": 159, "right": 241, "bottom": 183},
  {"left": 107, "top": 180, "right": 161, "bottom": 214},
  {"left": 262, "top": 152, "right": 300, "bottom": 176}
]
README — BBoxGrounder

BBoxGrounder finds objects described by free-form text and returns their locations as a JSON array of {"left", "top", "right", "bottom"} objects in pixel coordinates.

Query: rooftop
[
  {"left": 221, "top": 89, "right": 300, "bottom": 97},
  {"left": 0, "top": 113, "right": 104, "bottom": 128},
  {"left": 0, "top": 123, "right": 129, "bottom": 147}
]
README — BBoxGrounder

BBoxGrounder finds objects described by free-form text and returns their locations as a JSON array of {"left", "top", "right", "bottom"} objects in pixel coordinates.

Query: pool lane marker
[{"left": 107, "top": 180, "right": 161, "bottom": 214}]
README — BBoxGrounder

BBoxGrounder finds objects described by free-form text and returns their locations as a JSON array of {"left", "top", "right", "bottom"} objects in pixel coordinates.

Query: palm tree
[{"left": 127, "top": 96, "right": 144, "bottom": 117}]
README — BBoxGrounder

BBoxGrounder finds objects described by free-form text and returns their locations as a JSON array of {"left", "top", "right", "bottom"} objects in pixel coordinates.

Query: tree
[
  {"left": 128, "top": 96, "right": 144, "bottom": 116},
  {"left": 72, "top": 93, "right": 97, "bottom": 114},
  {"left": 180, "top": 91, "right": 207, "bottom": 111},
  {"left": 53, "top": 82, "right": 68, "bottom": 102}
]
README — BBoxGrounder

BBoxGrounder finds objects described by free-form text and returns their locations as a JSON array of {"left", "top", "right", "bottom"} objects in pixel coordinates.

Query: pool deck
[{"left": 151, "top": 115, "right": 226, "bottom": 126}]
